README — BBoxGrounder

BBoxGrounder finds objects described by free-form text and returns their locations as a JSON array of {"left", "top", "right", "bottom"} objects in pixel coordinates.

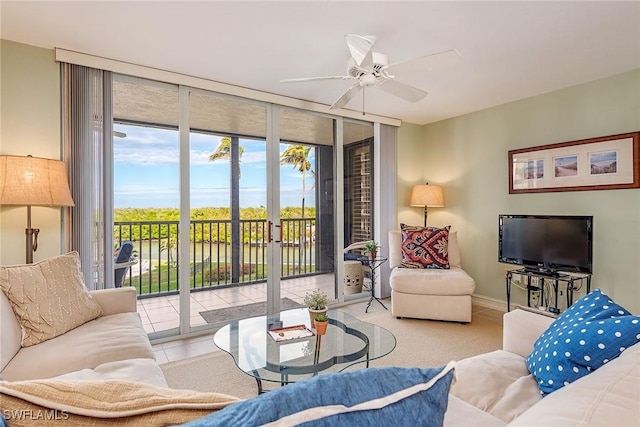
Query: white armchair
[{"left": 388, "top": 230, "right": 475, "bottom": 323}]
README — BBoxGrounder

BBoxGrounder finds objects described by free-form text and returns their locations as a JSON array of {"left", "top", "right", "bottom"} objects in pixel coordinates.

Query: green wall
[
  {"left": 0, "top": 40, "right": 62, "bottom": 265},
  {"left": 398, "top": 69, "right": 640, "bottom": 313}
]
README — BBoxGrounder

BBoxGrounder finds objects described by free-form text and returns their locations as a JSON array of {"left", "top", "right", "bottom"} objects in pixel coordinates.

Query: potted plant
[
  {"left": 304, "top": 288, "right": 329, "bottom": 325},
  {"left": 314, "top": 313, "right": 329, "bottom": 335},
  {"left": 363, "top": 241, "right": 381, "bottom": 260}
]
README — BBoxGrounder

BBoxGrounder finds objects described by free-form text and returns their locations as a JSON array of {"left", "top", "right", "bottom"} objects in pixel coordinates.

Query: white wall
[
  {"left": 1, "top": 40, "right": 63, "bottom": 265},
  {"left": 397, "top": 69, "right": 640, "bottom": 313}
]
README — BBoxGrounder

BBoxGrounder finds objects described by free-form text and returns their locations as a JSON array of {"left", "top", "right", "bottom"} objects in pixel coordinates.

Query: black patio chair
[{"left": 114, "top": 241, "right": 136, "bottom": 288}]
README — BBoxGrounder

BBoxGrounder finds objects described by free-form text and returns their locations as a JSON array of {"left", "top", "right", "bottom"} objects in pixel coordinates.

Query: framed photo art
[{"left": 508, "top": 132, "right": 640, "bottom": 194}]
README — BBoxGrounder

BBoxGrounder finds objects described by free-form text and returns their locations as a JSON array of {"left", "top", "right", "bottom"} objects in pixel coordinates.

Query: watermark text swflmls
[{"left": 2, "top": 409, "right": 69, "bottom": 421}]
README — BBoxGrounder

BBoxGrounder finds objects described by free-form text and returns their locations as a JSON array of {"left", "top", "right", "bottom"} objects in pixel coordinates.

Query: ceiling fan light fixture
[
  {"left": 281, "top": 34, "right": 460, "bottom": 111},
  {"left": 360, "top": 74, "right": 377, "bottom": 87}
]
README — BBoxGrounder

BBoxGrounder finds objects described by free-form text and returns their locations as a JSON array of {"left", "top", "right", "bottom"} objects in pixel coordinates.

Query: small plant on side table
[
  {"left": 314, "top": 313, "right": 329, "bottom": 335},
  {"left": 304, "top": 289, "right": 329, "bottom": 325},
  {"left": 363, "top": 241, "right": 381, "bottom": 260}
]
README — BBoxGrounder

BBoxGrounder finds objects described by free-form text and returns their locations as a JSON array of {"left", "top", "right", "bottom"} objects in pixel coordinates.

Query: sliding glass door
[
  {"left": 343, "top": 120, "right": 374, "bottom": 298},
  {"left": 112, "top": 76, "right": 181, "bottom": 337},
  {"left": 187, "top": 90, "right": 270, "bottom": 329},
  {"left": 276, "top": 108, "right": 338, "bottom": 311},
  {"left": 113, "top": 76, "right": 349, "bottom": 338}
]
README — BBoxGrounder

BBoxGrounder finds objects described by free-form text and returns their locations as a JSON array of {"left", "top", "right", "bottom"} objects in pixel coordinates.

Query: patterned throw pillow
[
  {"left": 0, "top": 252, "right": 103, "bottom": 347},
  {"left": 180, "top": 363, "right": 455, "bottom": 427},
  {"left": 399, "top": 223, "right": 450, "bottom": 269},
  {"left": 526, "top": 289, "right": 640, "bottom": 396}
]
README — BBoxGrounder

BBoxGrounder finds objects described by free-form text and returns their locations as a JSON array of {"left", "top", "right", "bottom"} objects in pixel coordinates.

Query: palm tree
[
  {"left": 209, "top": 136, "right": 244, "bottom": 283},
  {"left": 160, "top": 236, "right": 177, "bottom": 266},
  {"left": 280, "top": 144, "right": 312, "bottom": 217},
  {"left": 209, "top": 137, "right": 244, "bottom": 177}
]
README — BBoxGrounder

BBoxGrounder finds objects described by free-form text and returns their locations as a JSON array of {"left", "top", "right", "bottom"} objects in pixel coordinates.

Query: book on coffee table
[{"left": 267, "top": 324, "right": 315, "bottom": 342}]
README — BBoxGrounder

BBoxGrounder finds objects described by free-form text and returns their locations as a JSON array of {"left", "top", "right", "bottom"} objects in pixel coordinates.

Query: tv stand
[
  {"left": 506, "top": 268, "right": 591, "bottom": 312},
  {"left": 522, "top": 268, "right": 561, "bottom": 278}
]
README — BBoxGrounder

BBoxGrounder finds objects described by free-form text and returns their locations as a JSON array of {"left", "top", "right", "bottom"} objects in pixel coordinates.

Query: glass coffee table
[{"left": 214, "top": 308, "right": 396, "bottom": 393}]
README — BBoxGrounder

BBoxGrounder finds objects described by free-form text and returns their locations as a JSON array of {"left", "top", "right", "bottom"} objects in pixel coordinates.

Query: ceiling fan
[{"left": 281, "top": 34, "right": 462, "bottom": 111}]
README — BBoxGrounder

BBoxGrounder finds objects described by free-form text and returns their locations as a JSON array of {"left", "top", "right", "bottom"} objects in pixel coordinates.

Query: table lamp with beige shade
[
  {"left": 409, "top": 183, "right": 444, "bottom": 227},
  {"left": 0, "top": 155, "right": 75, "bottom": 263}
]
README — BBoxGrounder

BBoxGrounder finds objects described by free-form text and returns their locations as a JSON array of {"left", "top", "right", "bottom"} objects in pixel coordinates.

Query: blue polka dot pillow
[{"left": 526, "top": 289, "right": 640, "bottom": 396}]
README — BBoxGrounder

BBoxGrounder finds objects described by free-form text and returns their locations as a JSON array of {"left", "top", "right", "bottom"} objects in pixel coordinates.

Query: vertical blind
[
  {"left": 61, "top": 63, "right": 114, "bottom": 289},
  {"left": 377, "top": 123, "right": 397, "bottom": 297}
]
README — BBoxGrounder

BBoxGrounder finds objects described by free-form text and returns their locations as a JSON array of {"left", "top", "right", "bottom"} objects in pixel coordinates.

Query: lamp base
[
  {"left": 25, "top": 205, "right": 39, "bottom": 264},
  {"left": 25, "top": 228, "right": 39, "bottom": 264}
]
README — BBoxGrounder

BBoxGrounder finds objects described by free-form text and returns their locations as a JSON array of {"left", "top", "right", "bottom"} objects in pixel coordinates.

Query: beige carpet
[
  {"left": 161, "top": 310, "right": 502, "bottom": 399},
  {"left": 162, "top": 351, "right": 258, "bottom": 399}
]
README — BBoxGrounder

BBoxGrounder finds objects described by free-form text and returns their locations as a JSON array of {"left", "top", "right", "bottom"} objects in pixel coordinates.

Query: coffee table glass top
[{"left": 214, "top": 308, "right": 396, "bottom": 386}]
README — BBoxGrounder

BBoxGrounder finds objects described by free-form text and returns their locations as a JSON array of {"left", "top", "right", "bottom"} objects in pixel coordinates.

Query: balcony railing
[{"left": 114, "top": 218, "right": 320, "bottom": 298}]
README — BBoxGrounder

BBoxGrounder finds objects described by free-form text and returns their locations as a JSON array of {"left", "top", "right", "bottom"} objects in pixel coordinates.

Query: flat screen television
[{"left": 498, "top": 214, "right": 593, "bottom": 274}]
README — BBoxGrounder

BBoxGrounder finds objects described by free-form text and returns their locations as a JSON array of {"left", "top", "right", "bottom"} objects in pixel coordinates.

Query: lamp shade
[
  {"left": 0, "top": 155, "right": 75, "bottom": 207},
  {"left": 409, "top": 184, "right": 444, "bottom": 208}
]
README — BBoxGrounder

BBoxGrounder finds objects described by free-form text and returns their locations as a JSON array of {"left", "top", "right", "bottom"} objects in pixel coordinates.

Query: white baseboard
[{"left": 472, "top": 294, "right": 507, "bottom": 312}]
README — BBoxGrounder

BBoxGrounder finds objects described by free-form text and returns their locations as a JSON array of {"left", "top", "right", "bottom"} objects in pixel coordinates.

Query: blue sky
[
  {"left": 590, "top": 151, "right": 616, "bottom": 164},
  {"left": 113, "top": 124, "right": 316, "bottom": 209}
]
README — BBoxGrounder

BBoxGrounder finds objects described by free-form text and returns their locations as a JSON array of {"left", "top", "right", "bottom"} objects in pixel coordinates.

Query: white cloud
[{"left": 114, "top": 126, "right": 179, "bottom": 165}]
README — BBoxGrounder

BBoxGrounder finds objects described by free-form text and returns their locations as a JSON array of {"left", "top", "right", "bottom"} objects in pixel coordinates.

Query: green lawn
[{"left": 126, "top": 262, "right": 266, "bottom": 295}]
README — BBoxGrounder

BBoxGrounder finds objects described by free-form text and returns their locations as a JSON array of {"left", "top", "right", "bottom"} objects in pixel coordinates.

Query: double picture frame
[{"left": 508, "top": 132, "right": 640, "bottom": 194}]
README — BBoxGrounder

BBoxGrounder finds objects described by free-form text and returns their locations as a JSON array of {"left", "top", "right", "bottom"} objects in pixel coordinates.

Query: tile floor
[{"left": 138, "top": 274, "right": 336, "bottom": 335}]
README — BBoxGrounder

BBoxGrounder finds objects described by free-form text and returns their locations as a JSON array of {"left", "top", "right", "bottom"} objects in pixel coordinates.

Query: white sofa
[
  {"left": 444, "top": 308, "right": 639, "bottom": 426},
  {"left": 0, "top": 286, "right": 167, "bottom": 387},
  {"left": 389, "top": 229, "right": 476, "bottom": 322}
]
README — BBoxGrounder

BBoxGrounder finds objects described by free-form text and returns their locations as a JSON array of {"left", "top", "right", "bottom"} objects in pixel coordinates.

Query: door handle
[
  {"left": 275, "top": 221, "right": 282, "bottom": 243},
  {"left": 267, "top": 220, "right": 282, "bottom": 243}
]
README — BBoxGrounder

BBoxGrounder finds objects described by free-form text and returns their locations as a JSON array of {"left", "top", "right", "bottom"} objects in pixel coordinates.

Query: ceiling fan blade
[
  {"left": 388, "top": 49, "right": 462, "bottom": 75},
  {"left": 378, "top": 79, "right": 427, "bottom": 103},
  {"left": 330, "top": 84, "right": 362, "bottom": 109},
  {"left": 345, "top": 34, "right": 376, "bottom": 68},
  {"left": 281, "top": 76, "right": 351, "bottom": 83}
]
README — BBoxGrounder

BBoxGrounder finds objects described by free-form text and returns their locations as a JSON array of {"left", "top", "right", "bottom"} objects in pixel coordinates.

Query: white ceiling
[{"left": 2, "top": 1, "right": 639, "bottom": 125}]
